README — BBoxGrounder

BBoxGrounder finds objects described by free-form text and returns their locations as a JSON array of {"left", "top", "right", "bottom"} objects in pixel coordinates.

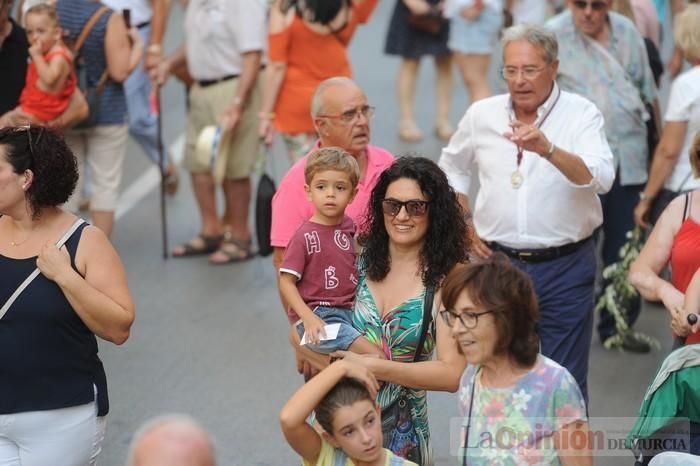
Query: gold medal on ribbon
[{"left": 511, "top": 170, "right": 524, "bottom": 189}]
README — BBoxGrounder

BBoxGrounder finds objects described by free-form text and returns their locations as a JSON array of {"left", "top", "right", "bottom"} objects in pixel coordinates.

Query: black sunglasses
[
  {"left": 572, "top": 0, "right": 608, "bottom": 10},
  {"left": 381, "top": 198, "right": 429, "bottom": 217}
]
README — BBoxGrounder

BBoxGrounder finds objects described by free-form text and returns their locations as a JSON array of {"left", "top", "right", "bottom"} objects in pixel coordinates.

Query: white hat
[{"left": 194, "top": 126, "right": 229, "bottom": 183}]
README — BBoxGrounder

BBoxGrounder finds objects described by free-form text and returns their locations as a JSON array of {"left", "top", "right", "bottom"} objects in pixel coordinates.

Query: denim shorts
[
  {"left": 295, "top": 306, "right": 361, "bottom": 354},
  {"left": 448, "top": 6, "right": 503, "bottom": 55}
]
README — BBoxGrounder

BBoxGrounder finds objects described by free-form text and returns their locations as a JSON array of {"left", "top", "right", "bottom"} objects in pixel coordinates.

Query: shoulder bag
[
  {"left": 71, "top": 6, "right": 110, "bottom": 129},
  {"left": 255, "top": 147, "right": 276, "bottom": 257},
  {"left": 0, "top": 218, "right": 85, "bottom": 320},
  {"left": 380, "top": 285, "right": 436, "bottom": 465},
  {"left": 407, "top": 5, "right": 447, "bottom": 35}
]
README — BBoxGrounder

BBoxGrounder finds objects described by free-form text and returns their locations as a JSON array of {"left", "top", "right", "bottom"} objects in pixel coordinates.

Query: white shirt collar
[{"left": 507, "top": 81, "right": 561, "bottom": 125}]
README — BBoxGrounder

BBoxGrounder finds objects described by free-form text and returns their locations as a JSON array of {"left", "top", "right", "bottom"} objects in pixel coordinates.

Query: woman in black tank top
[{"left": 0, "top": 126, "right": 135, "bottom": 465}]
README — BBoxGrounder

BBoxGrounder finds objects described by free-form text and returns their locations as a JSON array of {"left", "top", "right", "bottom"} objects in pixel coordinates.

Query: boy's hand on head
[{"left": 303, "top": 314, "right": 327, "bottom": 345}]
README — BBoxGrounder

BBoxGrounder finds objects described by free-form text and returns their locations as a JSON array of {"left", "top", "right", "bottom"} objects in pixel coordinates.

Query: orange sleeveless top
[
  {"left": 19, "top": 47, "right": 77, "bottom": 123},
  {"left": 268, "top": 0, "right": 377, "bottom": 134}
]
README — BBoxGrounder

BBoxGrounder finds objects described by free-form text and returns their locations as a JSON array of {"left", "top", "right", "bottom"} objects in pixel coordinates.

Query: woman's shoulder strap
[{"left": 684, "top": 192, "right": 692, "bottom": 221}]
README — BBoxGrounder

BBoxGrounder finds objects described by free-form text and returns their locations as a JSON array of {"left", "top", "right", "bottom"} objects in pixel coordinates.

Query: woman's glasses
[
  {"left": 381, "top": 198, "right": 429, "bottom": 217},
  {"left": 440, "top": 309, "right": 495, "bottom": 329}
]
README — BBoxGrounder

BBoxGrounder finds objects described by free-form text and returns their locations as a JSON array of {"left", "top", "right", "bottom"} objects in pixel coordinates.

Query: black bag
[
  {"left": 255, "top": 173, "right": 276, "bottom": 257},
  {"left": 381, "top": 286, "right": 435, "bottom": 465},
  {"left": 407, "top": 6, "right": 447, "bottom": 35},
  {"left": 71, "top": 6, "right": 110, "bottom": 129}
]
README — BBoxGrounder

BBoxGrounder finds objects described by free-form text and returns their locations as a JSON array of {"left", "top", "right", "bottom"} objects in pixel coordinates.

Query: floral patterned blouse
[
  {"left": 352, "top": 269, "right": 435, "bottom": 466},
  {"left": 457, "top": 355, "right": 587, "bottom": 465}
]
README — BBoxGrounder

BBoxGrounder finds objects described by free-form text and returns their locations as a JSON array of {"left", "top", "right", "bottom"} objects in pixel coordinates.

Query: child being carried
[
  {"left": 0, "top": 3, "right": 75, "bottom": 127},
  {"left": 279, "top": 147, "right": 384, "bottom": 359}
]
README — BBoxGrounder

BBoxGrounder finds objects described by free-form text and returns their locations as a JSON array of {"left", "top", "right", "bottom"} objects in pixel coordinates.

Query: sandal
[
  {"left": 172, "top": 234, "right": 223, "bottom": 257},
  {"left": 208, "top": 237, "right": 254, "bottom": 265},
  {"left": 435, "top": 121, "right": 455, "bottom": 141},
  {"left": 399, "top": 120, "right": 423, "bottom": 142}
]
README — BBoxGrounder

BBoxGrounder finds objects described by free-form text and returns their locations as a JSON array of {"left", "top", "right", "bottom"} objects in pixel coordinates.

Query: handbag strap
[
  {"left": 73, "top": 5, "right": 110, "bottom": 94},
  {"left": 0, "top": 218, "right": 85, "bottom": 320},
  {"left": 461, "top": 366, "right": 480, "bottom": 466},
  {"left": 74, "top": 5, "right": 110, "bottom": 55},
  {"left": 413, "top": 285, "right": 436, "bottom": 363}
]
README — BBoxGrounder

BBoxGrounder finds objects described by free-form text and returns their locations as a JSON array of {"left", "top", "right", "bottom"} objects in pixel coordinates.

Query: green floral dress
[{"left": 352, "top": 269, "right": 435, "bottom": 466}]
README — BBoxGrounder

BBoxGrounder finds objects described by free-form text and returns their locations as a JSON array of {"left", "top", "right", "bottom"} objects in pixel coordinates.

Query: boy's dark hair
[
  {"left": 315, "top": 377, "right": 373, "bottom": 434},
  {"left": 304, "top": 146, "right": 359, "bottom": 187}
]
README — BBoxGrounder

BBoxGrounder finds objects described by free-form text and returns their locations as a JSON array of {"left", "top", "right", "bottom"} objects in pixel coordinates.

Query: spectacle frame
[
  {"left": 571, "top": 0, "right": 608, "bottom": 11},
  {"left": 317, "top": 105, "right": 375, "bottom": 123},
  {"left": 440, "top": 309, "right": 496, "bottom": 329}
]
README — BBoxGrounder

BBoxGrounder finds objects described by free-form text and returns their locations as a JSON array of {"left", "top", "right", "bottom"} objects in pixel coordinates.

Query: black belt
[
  {"left": 197, "top": 66, "right": 266, "bottom": 88},
  {"left": 135, "top": 20, "right": 151, "bottom": 29},
  {"left": 489, "top": 237, "right": 591, "bottom": 263},
  {"left": 197, "top": 74, "right": 238, "bottom": 87}
]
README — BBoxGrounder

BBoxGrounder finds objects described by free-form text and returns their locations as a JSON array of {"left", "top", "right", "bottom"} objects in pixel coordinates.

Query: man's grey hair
[
  {"left": 126, "top": 414, "right": 215, "bottom": 466},
  {"left": 501, "top": 24, "right": 559, "bottom": 63},
  {"left": 310, "top": 76, "right": 358, "bottom": 118}
]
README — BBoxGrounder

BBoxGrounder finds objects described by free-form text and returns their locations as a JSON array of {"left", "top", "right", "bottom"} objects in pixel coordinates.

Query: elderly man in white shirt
[
  {"left": 439, "top": 24, "right": 615, "bottom": 403},
  {"left": 158, "top": 0, "right": 265, "bottom": 263}
]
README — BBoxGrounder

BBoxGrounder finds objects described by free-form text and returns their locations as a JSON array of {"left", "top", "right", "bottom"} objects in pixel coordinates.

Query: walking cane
[{"left": 155, "top": 86, "right": 169, "bottom": 259}]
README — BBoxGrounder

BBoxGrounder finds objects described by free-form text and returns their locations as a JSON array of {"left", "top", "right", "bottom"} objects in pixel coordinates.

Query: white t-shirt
[
  {"left": 664, "top": 66, "right": 700, "bottom": 192},
  {"left": 101, "top": 0, "right": 152, "bottom": 27}
]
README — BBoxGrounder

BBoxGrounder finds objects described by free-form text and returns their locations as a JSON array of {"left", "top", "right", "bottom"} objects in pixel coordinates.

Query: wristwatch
[{"left": 639, "top": 192, "right": 652, "bottom": 202}]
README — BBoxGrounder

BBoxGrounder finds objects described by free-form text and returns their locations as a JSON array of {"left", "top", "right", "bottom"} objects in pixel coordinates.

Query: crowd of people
[{"left": 1, "top": 0, "right": 700, "bottom": 464}]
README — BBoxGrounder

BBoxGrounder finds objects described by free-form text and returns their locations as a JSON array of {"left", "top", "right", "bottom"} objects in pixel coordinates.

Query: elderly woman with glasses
[
  {"left": 297, "top": 156, "right": 468, "bottom": 465},
  {"left": 440, "top": 256, "right": 591, "bottom": 465},
  {"left": 0, "top": 126, "right": 134, "bottom": 465}
]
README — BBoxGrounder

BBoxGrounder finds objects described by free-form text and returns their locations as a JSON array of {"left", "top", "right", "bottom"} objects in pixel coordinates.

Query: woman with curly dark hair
[
  {"left": 0, "top": 126, "right": 134, "bottom": 464},
  {"left": 314, "top": 156, "right": 468, "bottom": 465}
]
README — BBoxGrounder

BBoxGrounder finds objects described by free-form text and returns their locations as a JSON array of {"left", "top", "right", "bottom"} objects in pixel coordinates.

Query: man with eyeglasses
[
  {"left": 439, "top": 24, "right": 615, "bottom": 403},
  {"left": 271, "top": 77, "right": 394, "bottom": 359},
  {"left": 547, "top": 0, "right": 658, "bottom": 353}
]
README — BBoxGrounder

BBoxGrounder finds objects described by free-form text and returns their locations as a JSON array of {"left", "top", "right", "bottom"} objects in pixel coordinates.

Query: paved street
[{"left": 96, "top": 2, "right": 677, "bottom": 465}]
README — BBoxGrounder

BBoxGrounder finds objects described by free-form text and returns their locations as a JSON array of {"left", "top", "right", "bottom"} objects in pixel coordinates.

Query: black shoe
[{"left": 604, "top": 333, "right": 651, "bottom": 353}]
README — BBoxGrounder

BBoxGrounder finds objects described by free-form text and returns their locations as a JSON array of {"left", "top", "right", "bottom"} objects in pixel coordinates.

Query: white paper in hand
[{"left": 300, "top": 323, "right": 341, "bottom": 346}]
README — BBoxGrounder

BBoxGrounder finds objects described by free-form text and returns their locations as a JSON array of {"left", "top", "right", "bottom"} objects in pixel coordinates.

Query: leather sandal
[
  {"left": 172, "top": 234, "right": 223, "bottom": 257},
  {"left": 208, "top": 237, "right": 254, "bottom": 265}
]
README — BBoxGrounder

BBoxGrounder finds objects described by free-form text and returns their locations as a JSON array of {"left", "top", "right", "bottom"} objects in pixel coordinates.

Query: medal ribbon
[{"left": 512, "top": 86, "right": 562, "bottom": 170}]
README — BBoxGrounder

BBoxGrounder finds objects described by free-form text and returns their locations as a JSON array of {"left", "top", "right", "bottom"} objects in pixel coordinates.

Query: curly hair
[
  {"left": 0, "top": 126, "right": 78, "bottom": 217},
  {"left": 359, "top": 156, "right": 469, "bottom": 288},
  {"left": 441, "top": 255, "right": 540, "bottom": 367}
]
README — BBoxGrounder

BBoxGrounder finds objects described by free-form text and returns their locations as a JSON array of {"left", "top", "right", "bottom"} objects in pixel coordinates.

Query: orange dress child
[
  {"left": 19, "top": 47, "right": 77, "bottom": 123},
  {"left": 268, "top": 0, "right": 378, "bottom": 135}
]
